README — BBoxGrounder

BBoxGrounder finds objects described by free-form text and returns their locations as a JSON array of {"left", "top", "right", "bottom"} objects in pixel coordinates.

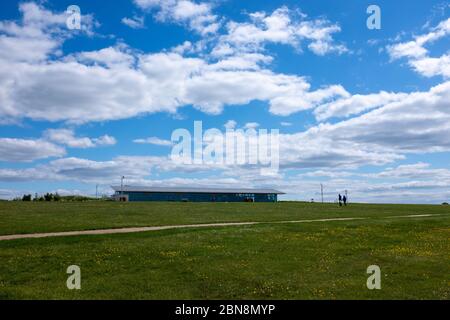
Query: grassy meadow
[{"left": 0, "top": 201, "right": 448, "bottom": 299}]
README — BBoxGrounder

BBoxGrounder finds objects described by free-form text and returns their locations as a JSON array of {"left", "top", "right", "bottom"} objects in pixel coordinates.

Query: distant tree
[
  {"left": 54, "top": 193, "right": 61, "bottom": 202},
  {"left": 22, "top": 194, "right": 32, "bottom": 202},
  {"left": 44, "top": 193, "right": 53, "bottom": 201},
  {"left": 60, "top": 195, "right": 96, "bottom": 202}
]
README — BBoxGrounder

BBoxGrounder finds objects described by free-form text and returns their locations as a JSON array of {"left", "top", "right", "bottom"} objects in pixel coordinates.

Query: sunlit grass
[{"left": 0, "top": 204, "right": 448, "bottom": 299}]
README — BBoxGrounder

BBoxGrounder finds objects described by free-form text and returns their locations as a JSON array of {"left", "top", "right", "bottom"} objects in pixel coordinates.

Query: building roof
[{"left": 111, "top": 186, "right": 285, "bottom": 194}]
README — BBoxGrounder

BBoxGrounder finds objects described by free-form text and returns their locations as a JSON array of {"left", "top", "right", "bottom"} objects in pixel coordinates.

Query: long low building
[{"left": 112, "top": 186, "right": 284, "bottom": 202}]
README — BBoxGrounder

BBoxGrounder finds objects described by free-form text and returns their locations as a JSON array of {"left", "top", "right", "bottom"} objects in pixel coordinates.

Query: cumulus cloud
[
  {"left": 1, "top": 155, "right": 449, "bottom": 204},
  {"left": 0, "top": 155, "right": 219, "bottom": 184},
  {"left": 44, "top": 129, "right": 116, "bottom": 148},
  {"left": 0, "top": 2, "right": 95, "bottom": 63},
  {"left": 182, "top": 67, "right": 342, "bottom": 115},
  {"left": 1, "top": 2, "right": 450, "bottom": 204},
  {"left": 286, "top": 162, "right": 450, "bottom": 204},
  {"left": 121, "top": 15, "right": 145, "bottom": 29},
  {"left": 213, "top": 6, "right": 347, "bottom": 57},
  {"left": 300, "top": 81, "right": 450, "bottom": 155},
  {"left": 279, "top": 134, "right": 403, "bottom": 170},
  {"left": 133, "top": 0, "right": 220, "bottom": 35},
  {"left": 368, "top": 162, "right": 450, "bottom": 180},
  {"left": 408, "top": 54, "right": 450, "bottom": 78},
  {"left": 133, "top": 137, "right": 173, "bottom": 146},
  {"left": 244, "top": 122, "right": 260, "bottom": 129},
  {"left": 0, "top": 2, "right": 64, "bottom": 63},
  {"left": 0, "top": 47, "right": 346, "bottom": 122},
  {"left": 0, "top": 138, "right": 65, "bottom": 162},
  {"left": 314, "top": 91, "right": 407, "bottom": 121},
  {"left": 132, "top": 2, "right": 347, "bottom": 57},
  {"left": 269, "top": 84, "right": 349, "bottom": 116},
  {"left": 224, "top": 120, "right": 237, "bottom": 130},
  {"left": 74, "top": 45, "right": 136, "bottom": 68},
  {"left": 0, "top": 48, "right": 155, "bottom": 123},
  {"left": 0, "top": 3, "right": 351, "bottom": 123},
  {"left": 387, "top": 17, "right": 450, "bottom": 78}
]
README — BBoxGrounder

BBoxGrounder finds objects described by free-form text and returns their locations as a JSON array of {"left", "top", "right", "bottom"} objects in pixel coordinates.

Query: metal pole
[
  {"left": 320, "top": 184, "right": 324, "bottom": 203},
  {"left": 96, "top": 184, "right": 98, "bottom": 199},
  {"left": 121, "top": 176, "right": 125, "bottom": 201}
]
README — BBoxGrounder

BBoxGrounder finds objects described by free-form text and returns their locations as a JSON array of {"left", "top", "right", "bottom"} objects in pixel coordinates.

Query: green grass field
[{"left": 0, "top": 202, "right": 448, "bottom": 299}]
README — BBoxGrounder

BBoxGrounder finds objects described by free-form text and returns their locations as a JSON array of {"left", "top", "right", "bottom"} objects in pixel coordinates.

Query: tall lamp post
[
  {"left": 320, "top": 183, "right": 324, "bottom": 204},
  {"left": 121, "top": 176, "right": 125, "bottom": 201}
]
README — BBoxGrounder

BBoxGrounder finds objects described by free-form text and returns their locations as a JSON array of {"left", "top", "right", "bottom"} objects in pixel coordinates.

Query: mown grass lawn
[
  {"left": 0, "top": 201, "right": 449, "bottom": 235},
  {"left": 0, "top": 202, "right": 448, "bottom": 300}
]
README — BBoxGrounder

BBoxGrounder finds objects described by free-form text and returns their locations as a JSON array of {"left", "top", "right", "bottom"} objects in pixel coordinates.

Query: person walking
[
  {"left": 343, "top": 195, "right": 347, "bottom": 206},
  {"left": 338, "top": 194, "right": 342, "bottom": 207}
]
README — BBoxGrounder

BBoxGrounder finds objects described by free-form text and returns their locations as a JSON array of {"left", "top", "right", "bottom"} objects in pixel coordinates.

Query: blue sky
[{"left": 0, "top": 0, "right": 449, "bottom": 203}]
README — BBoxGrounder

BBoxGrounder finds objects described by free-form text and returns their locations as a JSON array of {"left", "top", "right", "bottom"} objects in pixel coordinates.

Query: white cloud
[
  {"left": 1, "top": 2, "right": 449, "bottom": 205},
  {"left": 244, "top": 122, "right": 260, "bottom": 129},
  {"left": 171, "top": 40, "right": 194, "bottom": 54},
  {"left": 224, "top": 120, "right": 237, "bottom": 130},
  {"left": 299, "top": 81, "right": 450, "bottom": 156},
  {"left": 214, "top": 6, "right": 347, "bottom": 57},
  {"left": 94, "top": 135, "right": 117, "bottom": 146},
  {"left": 1, "top": 154, "right": 449, "bottom": 204},
  {"left": 134, "top": 0, "right": 220, "bottom": 35},
  {"left": 249, "top": 81, "right": 450, "bottom": 172},
  {"left": 0, "top": 188, "right": 27, "bottom": 200},
  {"left": 409, "top": 54, "right": 450, "bottom": 78},
  {"left": 74, "top": 45, "right": 136, "bottom": 68},
  {"left": 0, "top": 3, "right": 351, "bottom": 123},
  {"left": 369, "top": 162, "right": 450, "bottom": 180},
  {"left": 387, "top": 17, "right": 450, "bottom": 78},
  {"left": 314, "top": 91, "right": 407, "bottom": 121},
  {"left": 0, "top": 47, "right": 347, "bottom": 122},
  {"left": 0, "top": 155, "right": 218, "bottom": 183},
  {"left": 297, "top": 169, "right": 355, "bottom": 179},
  {"left": 279, "top": 134, "right": 403, "bottom": 170},
  {"left": 269, "top": 84, "right": 349, "bottom": 116},
  {"left": 0, "top": 3, "right": 63, "bottom": 63},
  {"left": 0, "top": 48, "right": 155, "bottom": 123},
  {"left": 133, "top": 3, "right": 347, "bottom": 56},
  {"left": 209, "top": 53, "right": 273, "bottom": 71},
  {"left": 133, "top": 137, "right": 173, "bottom": 146},
  {"left": 44, "top": 129, "right": 116, "bottom": 148},
  {"left": 121, "top": 15, "right": 145, "bottom": 29},
  {"left": 0, "top": 2, "right": 96, "bottom": 63},
  {"left": 0, "top": 138, "right": 65, "bottom": 162}
]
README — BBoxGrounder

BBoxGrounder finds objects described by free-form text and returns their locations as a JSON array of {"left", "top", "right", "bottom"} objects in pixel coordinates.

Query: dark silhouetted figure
[
  {"left": 343, "top": 195, "right": 347, "bottom": 206},
  {"left": 338, "top": 194, "right": 342, "bottom": 206}
]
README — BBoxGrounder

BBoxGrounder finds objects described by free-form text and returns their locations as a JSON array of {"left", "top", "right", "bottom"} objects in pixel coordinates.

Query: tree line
[
  {"left": 20, "top": 193, "right": 61, "bottom": 202},
  {"left": 17, "top": 193, "right": 107, "bottom": 202}
]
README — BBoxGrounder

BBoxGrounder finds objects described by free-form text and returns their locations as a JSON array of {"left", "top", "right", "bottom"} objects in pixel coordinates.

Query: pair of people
[{"left": 338, "top": 194, "right": 347, "bottom": 206}]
